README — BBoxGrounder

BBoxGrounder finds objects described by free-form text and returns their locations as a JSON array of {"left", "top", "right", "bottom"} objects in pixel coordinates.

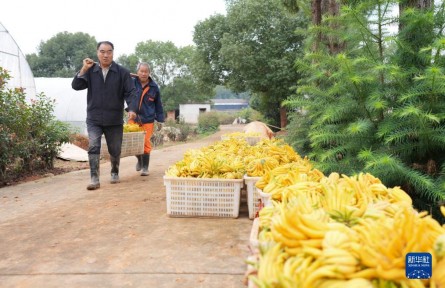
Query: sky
[{"left": 0, "top": 0, "right": 227, "bottom": 58}]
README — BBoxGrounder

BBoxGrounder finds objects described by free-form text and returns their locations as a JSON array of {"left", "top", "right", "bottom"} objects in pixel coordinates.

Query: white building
[{"left": 179, "top": 104, "right": 211, "bottom": 124}]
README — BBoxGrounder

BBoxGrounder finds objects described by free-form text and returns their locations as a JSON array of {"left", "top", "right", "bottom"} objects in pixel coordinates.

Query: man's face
[
  {"left": 97, "top": 43, "right": 113, "bottom": 67},
  {"left": 137, "top": 66, "right": 150, "bottom": 83}
]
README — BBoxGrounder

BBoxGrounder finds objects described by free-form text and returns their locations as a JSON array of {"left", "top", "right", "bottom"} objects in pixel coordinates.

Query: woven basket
[{"left": 100, "top": 131, "right": 145, "bottom": 158}]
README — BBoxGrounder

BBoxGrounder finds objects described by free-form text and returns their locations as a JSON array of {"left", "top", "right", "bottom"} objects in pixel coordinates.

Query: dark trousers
[{"left": 87, "top": 123, "right": 123, "bottom": 158}]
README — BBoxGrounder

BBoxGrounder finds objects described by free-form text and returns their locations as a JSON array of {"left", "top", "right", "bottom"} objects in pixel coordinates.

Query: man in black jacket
[{"left": 72, "top": 41, "right": 137, "bottom": 190}]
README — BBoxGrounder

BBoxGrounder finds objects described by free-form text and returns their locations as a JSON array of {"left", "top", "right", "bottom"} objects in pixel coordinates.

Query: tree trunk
[
  {"left": 311, "top": 0, "right": 343, "bottom": 54},
  {"left": 280, "top": 106, "right": 288, "bottom": 128},
  {"left": 326, "top": 0, "right": 344, "bottom": 54},
  {"left": 311, "top": 0, "right": 322, "bottom": 51}
]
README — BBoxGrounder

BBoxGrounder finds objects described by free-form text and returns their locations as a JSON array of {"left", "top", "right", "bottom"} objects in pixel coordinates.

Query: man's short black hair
[{"left": 97, "top": 41, "right": 114, "bottom": 50}]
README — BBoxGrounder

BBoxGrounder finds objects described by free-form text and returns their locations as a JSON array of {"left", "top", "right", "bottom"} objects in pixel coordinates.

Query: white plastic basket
[
  {"left": 243, "top": 175, "right": 262, "bottom": 219},
  {"left": 249, "top": 217, "right": 260, "bottom": 252},
  {"left": 258, "top": 189, "right": 272, "bottom": 207},
  {"left": 246, "top": 254, "right": 259, "bottom": 288},
  {"left": 247, "top": 219, "right": 260, "bottom": 288},
  {"left": 163, "top": 176, "right": 243, "bottom": 218},
  {"left": 101, "top": 131, "right": 145, "bottom": 158}
]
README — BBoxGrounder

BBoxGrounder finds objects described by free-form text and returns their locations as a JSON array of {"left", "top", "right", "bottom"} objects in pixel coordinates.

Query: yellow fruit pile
[
  {"left": 165, "top": 137, "right": 249, "bottom": 179},
  {"left": 244, "top": 139, "right": 302, "bottom": 177},
  {"left": 123, "top": 123, "right": 144, "bottom": 132},
  {"left": 255, "top": 160, "right": 324, "bottom": 201},
  {"left": 251, "top": 172, "right": 445, "bottom": 288},
  {"left": 165, "top": 137, "right": 303, "bottom": 179}
]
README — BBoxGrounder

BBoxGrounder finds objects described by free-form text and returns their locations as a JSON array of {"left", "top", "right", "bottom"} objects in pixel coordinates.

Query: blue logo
[{"left": 405, "top": 252, "right": 432, "bottom": 279}]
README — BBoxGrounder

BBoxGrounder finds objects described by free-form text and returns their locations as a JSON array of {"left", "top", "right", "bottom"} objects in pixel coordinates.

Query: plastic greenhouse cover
[{"left": 0, "top": 22, "right": 36, "bottom": 98}]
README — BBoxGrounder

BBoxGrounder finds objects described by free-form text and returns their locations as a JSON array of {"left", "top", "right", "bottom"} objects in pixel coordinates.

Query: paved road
[{"left": 0, "top": 125, "right": 253, "bottom": 288}]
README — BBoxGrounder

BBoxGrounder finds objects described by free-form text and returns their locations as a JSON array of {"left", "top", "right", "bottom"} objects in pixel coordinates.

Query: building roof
[{"left": 212, "top": 98, "right": 249, "bottom": 105}]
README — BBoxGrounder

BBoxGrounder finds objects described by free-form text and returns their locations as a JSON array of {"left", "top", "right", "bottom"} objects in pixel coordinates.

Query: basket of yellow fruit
[{"left": 100, "top": 123, "right": 145, "bottom": 158}]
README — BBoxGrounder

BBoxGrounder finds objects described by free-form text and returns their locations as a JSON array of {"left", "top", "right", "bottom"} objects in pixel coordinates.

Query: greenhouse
[
  {"left": 0, "top": 22, "right": 36, "bottom": 98},
  {"left": 34, "top": 77, "right": 87, "bottom": 135}
]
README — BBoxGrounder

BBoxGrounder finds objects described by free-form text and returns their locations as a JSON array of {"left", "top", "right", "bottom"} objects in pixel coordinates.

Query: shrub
[
  {"left": 198, "top": 111, "right": 220, "bottom": 134},
  {"left": 161, "top": 117, "right": 196, "bottom": 142},
  {"left": 175, "top": 117, "right": 194, "bottom": 141},
  {"left": 215, "top": 111, "right": 237, "bottom": 124},
  {"left": 0, "top": 67, "right": 70, "bottom": 182},
  {"left": 237, "top": 108, "right": 265, "bottom": 123}
]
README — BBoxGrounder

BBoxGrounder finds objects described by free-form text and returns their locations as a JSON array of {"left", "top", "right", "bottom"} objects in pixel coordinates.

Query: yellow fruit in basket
[
  {"left": 317, "top": 278, "right": 373, "bottom": 288},
  {"left": 432, "top": 258, "right": 445, "bottom": 287},
  {"left": 246, "top": 157, "right": 280, "bottom": 177},
  {"left": 387, "top": 186, "right": 412, "bottom": 204},
  {"left": 124, "top": 123, "right": 143, "bottom": 132},
  {"left": 434, "top": 234, "right": 445, "bottom": 260}
]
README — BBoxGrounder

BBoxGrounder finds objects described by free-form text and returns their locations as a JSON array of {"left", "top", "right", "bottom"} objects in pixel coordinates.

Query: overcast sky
[{"left": 1, "top": 0, "right": 226, "bottom": 58}]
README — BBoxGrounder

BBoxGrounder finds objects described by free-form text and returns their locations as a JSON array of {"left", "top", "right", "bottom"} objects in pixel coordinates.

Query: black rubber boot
[
  {"left": 110, "top": 156, "right": 120, "bottom": 184},
  {"left": 135, "top": 155, "right": 142, "bottom": 171},
  {"left": 87, "top": 154, "right": 100, "bottom": 190},
  {"left": 141, "top": 154, "right": 150, "bottom": 176}
]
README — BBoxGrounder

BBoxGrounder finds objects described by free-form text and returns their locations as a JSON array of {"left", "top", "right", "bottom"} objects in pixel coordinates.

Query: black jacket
[{"left": 72, "top": 61, "right": 137, "bottom": 126}]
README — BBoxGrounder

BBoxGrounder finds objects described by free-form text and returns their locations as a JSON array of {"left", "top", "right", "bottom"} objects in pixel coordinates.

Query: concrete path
[{"left": 0, "top": 125, "right": 253, "bottom": 288}]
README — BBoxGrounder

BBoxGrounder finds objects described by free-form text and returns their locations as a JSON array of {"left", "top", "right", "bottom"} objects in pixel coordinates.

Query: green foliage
[
  {"left": 283, "top": 110, "right": 311, "bottom": 157},
  {"left": 176, "top": 121, "right": 195, "bottom": 142},
  {"left": 193, "top": 14, "right": 229, "bottom": 90},
  {"left": 214, "top": 85, "right": 250, "bottom": 99},
  {"left": 116, "top": 54, "right": 140, "bottom": 71},
  {"left": 212, "top": 111, "right": 237, "bottom": 125},
  {"left": 26, "top": 32, "right": 97, "bottom": 77},
  {"left": 193, "top": 0, "right": 308, "bottom": 126},
  {"left": 285, "top": 0, "right": 445, "bottom": 212},
  {"left": 162, "top": 75, "right": 211, "bottom": 112},
  {"left": 164, "top": 118, "right": 196, "bottom": 142},
  {"left": 237, "top": 107, "right": 265, "bottom": 123},
  {"left": 132, "top": 40, "right": 182, "bottom": 86},
  {"left": 0, "top": 67, "right": 70, "bottom": 182},
  {"left": 118, "top": 40, "right": 214, "bottom": 111},
  {"left": 197, "top": 111, "right": 220, "bottom": 134}
]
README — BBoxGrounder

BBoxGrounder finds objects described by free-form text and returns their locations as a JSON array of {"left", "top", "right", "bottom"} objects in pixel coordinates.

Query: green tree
[
  {"left": 116, "top": 54, "right": 139, "bottom": 71},
  {"left": 193, "top": 0, "right": 307, "bottom": 126},
  {"left": 214, "top": 85, "right": 250, "bottom": 99},
  {"left": 117, "top": 41, "right": 213, "bottom": 112},
  {"left": 284, "top": 0, "right": 445, "bottom": 218},
  {"left": 193, "top": 14, "right": 230, "bottom": 92},
  {"left": 26, "top": 32, "right": 97, "bottom": 77}
]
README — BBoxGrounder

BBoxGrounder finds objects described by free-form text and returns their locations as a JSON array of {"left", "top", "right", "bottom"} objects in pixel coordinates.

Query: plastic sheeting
[
  {"left": 34, "top": 77, "right": 87, "bottom": 134},
  {"left": 0, "top": 22, "right": 36, "bottom": 98}
]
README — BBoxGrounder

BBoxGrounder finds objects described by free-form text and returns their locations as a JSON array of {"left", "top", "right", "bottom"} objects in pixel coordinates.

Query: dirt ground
[{"left": 0, "top": 124, "right": 253, "bottom": 288}]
